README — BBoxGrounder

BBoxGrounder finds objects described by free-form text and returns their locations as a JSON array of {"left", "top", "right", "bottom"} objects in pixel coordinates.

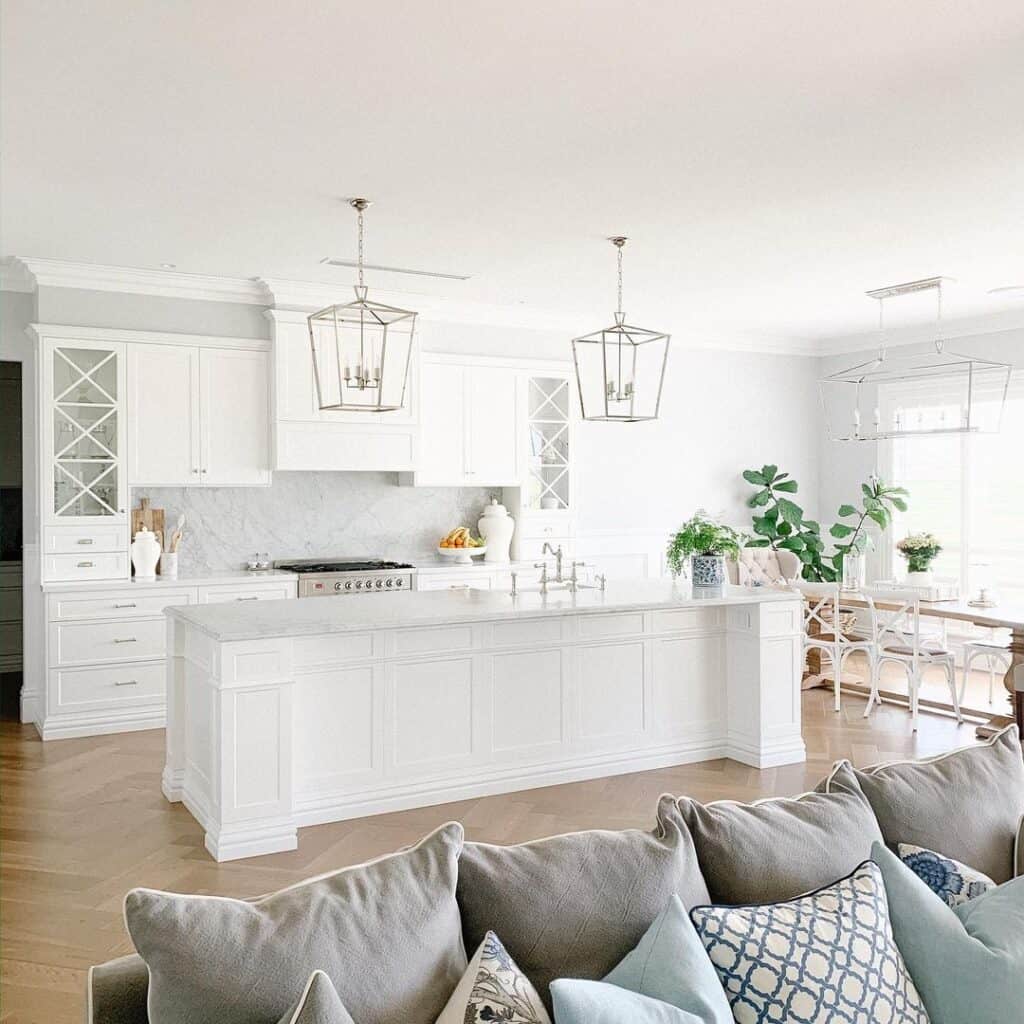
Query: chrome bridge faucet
[{"left": 541, "top": 542, "right": 564, "bottom": 582}]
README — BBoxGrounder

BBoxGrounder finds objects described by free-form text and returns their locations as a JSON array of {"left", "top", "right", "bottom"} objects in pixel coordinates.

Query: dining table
[{"left": 802, "top": 591, "right": 1024, "bottom": 739}]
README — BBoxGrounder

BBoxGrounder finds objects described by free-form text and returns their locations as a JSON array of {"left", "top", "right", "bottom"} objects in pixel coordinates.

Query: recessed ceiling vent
[{"left": 319, "top": 257, "right": 471, "bottom": 281}]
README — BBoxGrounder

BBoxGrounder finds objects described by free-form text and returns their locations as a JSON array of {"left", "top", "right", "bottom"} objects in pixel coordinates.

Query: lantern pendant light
[
  {"left": 571, "top": 236, "right": 670, "bottom": 422},
  {"left": 819, "top": 277, "right": 1011, "bottom": 441},
  {"left": 307, "top": 199, "right": 417, "bottom": 413}
]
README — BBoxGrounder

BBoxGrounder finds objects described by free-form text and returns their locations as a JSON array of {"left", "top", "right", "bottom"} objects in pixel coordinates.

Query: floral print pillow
[
  {"left": 435, "top": 931, "right": 551, "bottom": 1024},
  {"left": 898, "top": 843, "right": 996, "bottom": 907}
]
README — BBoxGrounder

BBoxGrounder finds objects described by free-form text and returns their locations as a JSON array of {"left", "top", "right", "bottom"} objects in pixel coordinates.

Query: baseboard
[
  {"left": 726, "top": 733, "right": 807, "bottom": 769},
  {"left": 19, "top": 689, "right": 41, "bottom": 727},
  {"left": 294, "top": 738, "right": 728, "bottom": 828},
  {"left": 40, "top": 708, "right": 165, "bottom": 741}
]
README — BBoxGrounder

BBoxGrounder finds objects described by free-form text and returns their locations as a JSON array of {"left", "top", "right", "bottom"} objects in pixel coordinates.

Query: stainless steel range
[{"left": 274, "top": 559, "right": 417, "bottom": 598}]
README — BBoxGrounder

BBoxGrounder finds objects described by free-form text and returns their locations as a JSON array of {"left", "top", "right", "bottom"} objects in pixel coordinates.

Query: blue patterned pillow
[
  {"left": 690, "top": 861, "right": 929, "bottom": 1024},
  {"left": 897, "top": 843, "right": 995, "bottom": 908}
]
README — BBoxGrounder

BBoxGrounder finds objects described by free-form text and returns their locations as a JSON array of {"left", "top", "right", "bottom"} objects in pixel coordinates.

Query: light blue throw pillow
[
  {"left": 897, "top": 843, "right": 995, "bottom": 908},
  {"left": 873, "top": 840, "right": 1024, "bottom": 1024},
  {"left": 550, "top": 895, "right": 732, "bottom": 1024}
]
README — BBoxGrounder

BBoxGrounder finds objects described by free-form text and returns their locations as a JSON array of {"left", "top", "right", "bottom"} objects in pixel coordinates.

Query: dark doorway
[{"left": 0, "top": 360, "right": 24, "bottom": 719}]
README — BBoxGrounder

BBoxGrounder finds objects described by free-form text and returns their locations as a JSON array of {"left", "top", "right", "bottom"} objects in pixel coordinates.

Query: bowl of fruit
[{"left": 438, "top": 527, "right": 487, "bottom": 565}]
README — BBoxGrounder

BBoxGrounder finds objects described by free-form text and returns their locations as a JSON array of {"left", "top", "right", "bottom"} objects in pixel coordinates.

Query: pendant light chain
[
  {"left": 616, "top": 243, "right": 624, "bottom": 315},
  {"left": 356, "top": 204, "right": 365, "bottom": 290}
]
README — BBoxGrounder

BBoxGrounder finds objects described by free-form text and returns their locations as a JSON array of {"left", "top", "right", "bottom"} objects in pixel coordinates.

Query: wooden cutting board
[{"left": 131, "top": 498, "right": 165, "bottom": 572}]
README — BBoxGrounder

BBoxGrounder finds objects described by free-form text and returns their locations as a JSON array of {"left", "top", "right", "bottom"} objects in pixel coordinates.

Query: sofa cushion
[
  {"left": 457, "top": 795, "right": 709, "bottom": 1011},
  {"left": 550, "top": 894, "right": 732, "bottom": 1024},
  {"left": 87, "top": 954, "right": 149, "bottom": 1024},
  {"left": 824, "top": 723, "right": 1024, "bottom": 884},
  {"left": 898, "top": 843, "right": 995, "bottom": 908},
  {"left": 278, "top": 972, "right": 355, "bottom": 1024},
  {"left": 436, "top": 931, "right": 550, "bottom": 1024},
  {"left": 675, "top": 776, "right": 883, "bottom": 905},
  {"left": 125, "top": 822, "right": 466, "bottom": 1024},
  {"left": 690, "top": 860, "right": 929, "bottom": 1024},
  {"left": 873, "top": 840, "right": 1024, "bottom": 1024}
]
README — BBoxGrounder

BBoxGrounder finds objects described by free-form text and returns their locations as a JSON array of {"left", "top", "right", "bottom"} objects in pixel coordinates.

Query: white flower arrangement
[{"left": 896, "top": 532, "right": 942, "bottom": 573}]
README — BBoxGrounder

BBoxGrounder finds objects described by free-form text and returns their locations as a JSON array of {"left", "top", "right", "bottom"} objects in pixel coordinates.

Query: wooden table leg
[{"left": 1003, "top": 626, "right": 1024, "bottom": 740}]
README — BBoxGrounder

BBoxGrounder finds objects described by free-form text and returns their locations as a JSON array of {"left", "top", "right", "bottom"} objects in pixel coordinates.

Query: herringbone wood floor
[{"left": 0, "top": 688, "right": 983, "bottom": 1024}]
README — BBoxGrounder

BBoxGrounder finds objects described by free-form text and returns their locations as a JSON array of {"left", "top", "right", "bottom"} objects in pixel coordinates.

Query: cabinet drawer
[
  {"left": 518, "top": 518, "right": 576, "bottom": 540},
  {"left": 199, "top": 583, "right": 295, "bottom": 604},
  {"left": 51, "top": 617, "right": 166, "bottom": 666},
  {"left": 44, "top": 551, "right": 130, "bottom": 583},
  {"left": 416, "top": 575, "right": 493, "bottom": 592},
  {"left": 44, "top": 524, "right": 128, "bottom": 554},
  {"left": 52, "top": 661, "right": 165, "bottom": 711},
  {"left": 48, "top": 588, "right": 194, "bottom": 622}
]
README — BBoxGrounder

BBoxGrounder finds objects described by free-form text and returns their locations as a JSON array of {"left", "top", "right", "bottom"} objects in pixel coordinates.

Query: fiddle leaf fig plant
[
  {"left": 666, "top": 511, "right": 744, "bottom": 578},
  {"left": 742, "top": 464, "right": 908, "bottom": 583}
]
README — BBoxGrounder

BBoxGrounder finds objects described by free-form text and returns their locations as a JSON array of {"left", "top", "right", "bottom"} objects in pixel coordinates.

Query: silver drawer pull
[
  {"left": 77, "top": 561, "right": 95, "bottom": 568},
  {"left": 236, "top": 595, "right": 259, "bottom": 601},
  {"left": 114, "top": 602, "right": 137, "bottom": 609},
  {"left": 114, "top": 679, "right": 138, "bottom": 687},
  {"left": 113, "top": 637, "right": 137, "bottom": 644},
  {"left": 76, "top": 538, "right": 94, "bottom": 545}
]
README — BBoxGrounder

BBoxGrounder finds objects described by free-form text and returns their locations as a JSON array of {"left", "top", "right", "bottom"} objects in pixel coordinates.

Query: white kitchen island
[{"left": 163, "top": 581, "right": 805, "bottom": 861}]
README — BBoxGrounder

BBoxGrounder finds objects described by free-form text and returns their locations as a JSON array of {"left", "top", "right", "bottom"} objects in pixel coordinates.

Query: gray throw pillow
[
  {"left": 675, "top": 776, "right": 883, "bottom": 905},
  {"left": 278, "top": 971, "right": 355, "bottom": 1024},
  {"left": 124, "top": 822, "right": 466, "bottom": 1024},
  {"left": 824, "top": 723, "right": 1024, "bottom": 884},
  {"left": 456, "top": 795, "right": 709, "bottom": 1011}
]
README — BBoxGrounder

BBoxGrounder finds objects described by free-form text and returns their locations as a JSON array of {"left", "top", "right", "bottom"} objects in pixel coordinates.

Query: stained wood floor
[{"left": 0, "top": 687, "right": 984, "bottom": 1024}]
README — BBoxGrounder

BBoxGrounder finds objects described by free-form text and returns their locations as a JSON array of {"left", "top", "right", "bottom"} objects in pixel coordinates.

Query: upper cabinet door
[
  {"left": 198, "top": 348, "right": 271, "bottom": 487},
  {"left": 127, "top": 344, "right": 200, "bottom": 486},
  {"left": 466, "top": 366, "right": 519, "bottom": 485},
  {"left": 415, "top": 360, "right": 466, "bottom": 484},
  {"left": 44, "top": 339, "right": 127, "bottom": 523}
]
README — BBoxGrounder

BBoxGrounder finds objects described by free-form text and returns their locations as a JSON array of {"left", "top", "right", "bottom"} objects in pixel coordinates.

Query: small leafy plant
[
  {"left": 666, "top": 511, "right": 744, "bottom": 578},
  {"left": 896, "top": 532, "right": 941, "bottom": 573},
  {"left": 829, "top": 479, "right": 908, "bottom": 568}
]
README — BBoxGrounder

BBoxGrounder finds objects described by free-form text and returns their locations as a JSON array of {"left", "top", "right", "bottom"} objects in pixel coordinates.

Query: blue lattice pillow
[
  {"left": 690, "top": 861, "right": 929, "bottom": 1024},
  {"left": 897, "top": 843, "right": 995, "bottom": 908}
]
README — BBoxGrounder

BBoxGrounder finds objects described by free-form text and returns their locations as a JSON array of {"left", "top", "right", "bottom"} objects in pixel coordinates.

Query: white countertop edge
[{"left": 166, "top": 581, "right": 800, "bottom": 642}]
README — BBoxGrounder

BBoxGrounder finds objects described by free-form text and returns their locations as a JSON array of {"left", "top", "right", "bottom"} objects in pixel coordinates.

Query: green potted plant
[
  {"left": 666, "top": 511, "right": 744, "bottom": 587},
  {"left": 896, "top": 532, "right": 942, "bottom": 585}
]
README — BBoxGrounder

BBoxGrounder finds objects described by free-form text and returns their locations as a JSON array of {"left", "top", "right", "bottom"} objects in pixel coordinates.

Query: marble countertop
[
  {"left": 41, "top": 569, "right": 297, "bottom": 593},
  {"left": 167, "top": 580, "right": 799, "bottom": 642}
]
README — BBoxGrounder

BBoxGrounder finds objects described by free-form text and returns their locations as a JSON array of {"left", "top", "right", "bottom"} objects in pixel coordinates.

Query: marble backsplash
[{"left": 135, "top": 473, "right": 496, "bottom": 575}]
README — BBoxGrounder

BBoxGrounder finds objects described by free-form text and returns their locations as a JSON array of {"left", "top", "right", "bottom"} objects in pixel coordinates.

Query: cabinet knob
[
  {"left": 192, "top": 468, "right": 199, "bottom": 474},
  {"left": 200, "top": 468, "right": 207, "bottom": 474}
]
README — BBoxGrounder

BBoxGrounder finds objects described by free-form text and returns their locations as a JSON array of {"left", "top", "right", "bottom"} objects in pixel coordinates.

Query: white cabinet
[
  {"left": 409, "top": 355, "right": 520, "bottom": 487},
  {"left": 268, "top": 310, "right": 417, "bottom": 472},
  {"left": 128, "top": 344, "right": 199, "bottom": 485},
  {"left": 128, "top": 343, "right": 270, "bottom": 487}
]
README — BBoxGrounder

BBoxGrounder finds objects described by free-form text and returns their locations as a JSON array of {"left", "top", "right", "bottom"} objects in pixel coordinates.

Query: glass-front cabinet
[
  {"left": 44, "top": 340, "right": 127, "bottom": 523},
  {"left": 524, "top": 375, "right": 572, "bottom": 514}
]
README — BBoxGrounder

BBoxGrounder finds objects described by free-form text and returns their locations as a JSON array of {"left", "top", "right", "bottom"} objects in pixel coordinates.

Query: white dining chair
[
  {"left": 794, "top": 582, "right": 876, "bottom": 712},
  {"left": 959, "top": 634, "right": 1012, "bottom": 705},
  {"left": 861, "top": 586, "right": 963, "bottom": 731}
]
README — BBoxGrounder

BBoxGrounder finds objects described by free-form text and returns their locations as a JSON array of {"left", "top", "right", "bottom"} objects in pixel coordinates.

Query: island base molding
[{"left": 165, "top": 597, "right": 806, "bottom": 861}]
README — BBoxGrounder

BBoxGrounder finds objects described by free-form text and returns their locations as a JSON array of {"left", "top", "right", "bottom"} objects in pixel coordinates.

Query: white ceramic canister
[
  {"left": 131, "top": 527, "right": 162, "bottom": 579},
  {"left": 478, "top": 498, "right": 515, "bottom": 563}
]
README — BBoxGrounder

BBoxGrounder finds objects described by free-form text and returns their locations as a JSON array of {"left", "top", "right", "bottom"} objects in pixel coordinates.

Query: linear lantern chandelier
[
  {"left": 307, "top": 199, "right": 417, "bottom": 413},
  {"left": 572, "top": 236, "right": 670, "bottom": 422},
  {"left": 820, "top": 277, "right": 1012, "bottom": 442}
]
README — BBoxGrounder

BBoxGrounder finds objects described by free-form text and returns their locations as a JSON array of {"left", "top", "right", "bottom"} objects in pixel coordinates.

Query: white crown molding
[
  {"left": 27, "top": 322, "right": 268, "bottom": 351},
  {"left": 0, "top": 260, "right": 35, "bottom": 293},
  {"left": 12, "top": 256, "right": 266, "bottom": 305},
  {"left": 816, "top": 307, "right": 1024, "bottom": 357}
]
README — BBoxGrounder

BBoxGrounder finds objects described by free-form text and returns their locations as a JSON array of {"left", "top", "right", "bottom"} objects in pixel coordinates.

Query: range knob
[
  {"left": 396, "top": 578, "right": 404, "bottom": 587},
  {"left": 355, "top": 580, "right": 363, "bottom": 589},
  {"left": 375, "top": 579, "right": 384, "bottom": 589},
  {"left": 344, "top": 581, "right": 352, "bottom": 590},
  {"left": 385, "top": 578, "right": 394, "bottom": 588},
  {"left": 334, "top": 582, "right": 344, "bottom": 592}
]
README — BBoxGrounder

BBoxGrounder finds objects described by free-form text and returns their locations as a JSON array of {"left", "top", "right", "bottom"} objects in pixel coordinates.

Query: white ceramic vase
[
  {"left": 478, "top": 498, "right": 515, "bottom": 563},
  {"left": 131, "top": 527, "right": 161, "bottom": 579}
]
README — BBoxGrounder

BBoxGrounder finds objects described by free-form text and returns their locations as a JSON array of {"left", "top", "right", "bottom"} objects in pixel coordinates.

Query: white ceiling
[{"left": 3, "top": 1, "right": 1024, "bottom": 350}]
